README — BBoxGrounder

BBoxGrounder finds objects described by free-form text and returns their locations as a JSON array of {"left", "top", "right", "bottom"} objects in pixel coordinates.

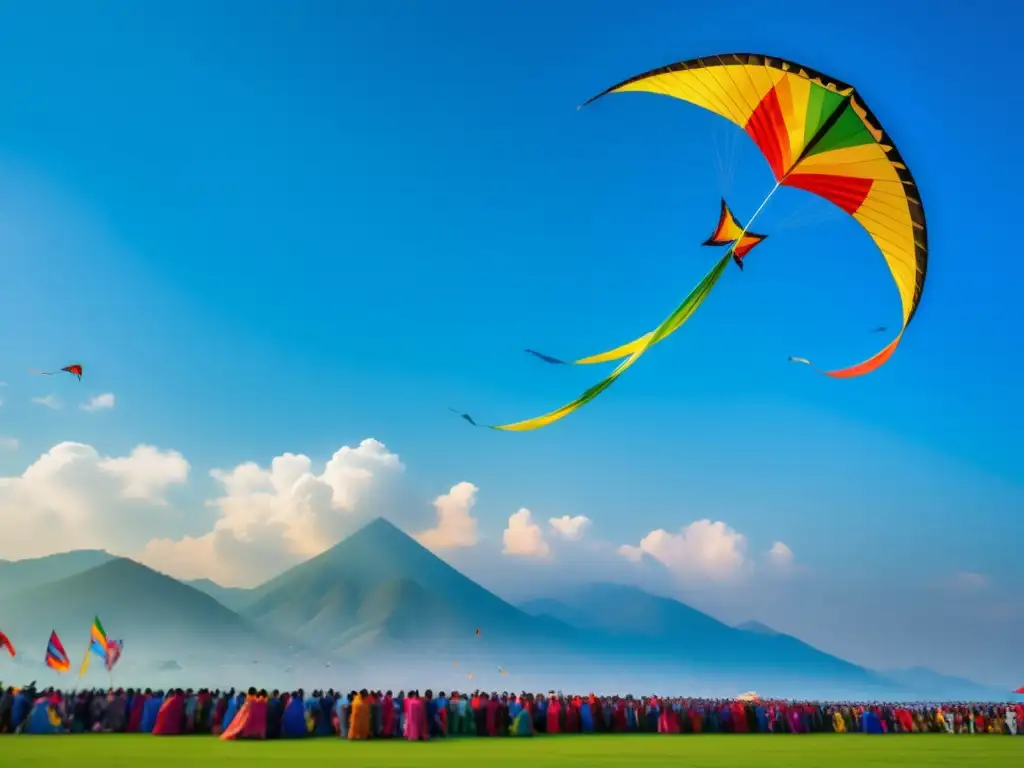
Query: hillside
[
  {"left": 0, "top": 550, "right": 114, "bottom": 599},
  {"left": 185, "top": 578, "right": 253, "bottom": 611},
  {"left": 736, "top": 620, "right": 781, "bottom": 636},
  {"left": 522, "top": 584, "right": 736, "bottom": 642},
  {"left": 243, "top": 517, "right": 572, "bottom": 658},
  {"left": 0, "top": 558, "right": 275, "bottom": 667},
  {"left": 520, "top": 583, "right": 892, "bottom": 694},
  {"left": 881, "top": 667, "right": 1009, "bottom": 701}
]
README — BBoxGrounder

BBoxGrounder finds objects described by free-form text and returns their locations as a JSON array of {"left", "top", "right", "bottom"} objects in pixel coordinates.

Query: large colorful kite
[{"left": 459, "top": 53, "right": 927, "bottom": 432}]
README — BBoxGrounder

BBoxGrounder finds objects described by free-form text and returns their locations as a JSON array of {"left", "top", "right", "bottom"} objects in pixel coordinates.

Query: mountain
[
  {"left": 520, "top": 583, "right": 892, "bottom": 696},
  {"left": 2, "top": 525, "right": 998, "bottom": 698},
  {"left": 185, "top": 578, "right": 253, "bottom": 611},
  {"left": 736, "top": 620, "right": 781, "bottom": 636},
  {"left": 881, "top": 667, "right": 1009, "bottom": 701},
  {"left": 0, "top": 550, "right": 115, "bottom": 599},
  {"left": 243, "top": 517, "right": 572, "bottom": 659},
  {"left": 0, "top": 558, "right": 273, "bottom": 666},
  {"left": 522, "top": 584, "right": 738, "bottom": 642}
]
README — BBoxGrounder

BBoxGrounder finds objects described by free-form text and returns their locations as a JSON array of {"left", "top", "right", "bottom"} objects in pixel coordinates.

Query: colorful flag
[
  {"left": 105, "top": 639, "right": 123, "bottom": 671},
  {"left": 45, "top": 631, "right": 70, "bottom": 673},
  {"left": 78, "top": 616, "right": 108, "bottom": 677},
  {"left": 0, "top": 631, "right": 14, "bottom": 657},
  {"left": 89, "top": 616, "right": 107, "bottom": 659}
]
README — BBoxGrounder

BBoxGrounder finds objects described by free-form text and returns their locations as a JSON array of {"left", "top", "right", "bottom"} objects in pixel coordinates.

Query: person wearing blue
[
  {"left": 316, "top": 691, "right": 335, "bottom": 736},
  {"left": 221, "top": 692, "right": 244, "bottom": 733},
  {"left": 579, "top": 700, "right": 593, "bottom": 733},
  {"left": 140, "top": 692, "right": 164, "bottom": 733},
  {"left": 281, "top": 690, "right": 308, "bottom": 737},
  {"left": 11, "top": 689, "right": 31, "bottom": 732},
  {"left": 266, "top": 691, "right": 283, "bottom": 739},
  {"left": 862, "top": 710, "right": 884, "bottom": 734}
]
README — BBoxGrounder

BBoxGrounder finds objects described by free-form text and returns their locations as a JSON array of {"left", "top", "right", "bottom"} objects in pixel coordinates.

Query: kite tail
[
  {"left": 525, "top": 184, "right": 780, "bottom": 369},
  {"left": 455, "top": 253, "right": 732, "bottom": 432},
  {"left": 28, "top": 369, "right": 55, "bottom": 376},
  {"left": 524, "top": 349, "right": 568, "bottom": 365},
  {"left": 790, "top": 332, "right": 904, "bottom": 379}
]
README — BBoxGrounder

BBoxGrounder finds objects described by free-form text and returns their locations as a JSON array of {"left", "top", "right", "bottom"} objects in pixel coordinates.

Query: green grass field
[{"left": 1, "top": 734, "right": 1020, "bottom": 767}]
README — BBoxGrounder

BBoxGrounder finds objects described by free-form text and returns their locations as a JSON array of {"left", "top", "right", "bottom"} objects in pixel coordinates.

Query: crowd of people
[{"left": 1, "top": 685, "right": 1022, "bottom": 738}]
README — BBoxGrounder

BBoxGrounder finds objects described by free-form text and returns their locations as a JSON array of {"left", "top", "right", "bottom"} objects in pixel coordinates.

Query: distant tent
[
  {"left": 25, "top": 697, "right": 64, "bottom": 734},
  {"left": 736, "top": 691, "right": 760, "bottom": 702}
]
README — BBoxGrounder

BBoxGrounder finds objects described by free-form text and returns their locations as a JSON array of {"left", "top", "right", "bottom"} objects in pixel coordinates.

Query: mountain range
[{"left": 0, "top": 518, "right": 1009, "bottom": 700}]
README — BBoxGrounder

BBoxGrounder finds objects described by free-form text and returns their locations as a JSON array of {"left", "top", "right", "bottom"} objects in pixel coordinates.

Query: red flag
[
  {"left": 45, "top": 630, "right": 70, "bottom": 673},
  {"left": 0, "top": 631, "right": 14, "bottom": 657}
]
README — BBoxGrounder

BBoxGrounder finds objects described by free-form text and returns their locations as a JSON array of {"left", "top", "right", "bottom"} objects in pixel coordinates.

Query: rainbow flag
[
  {"left": 45, "top": 631, "right": 70, "bottom": 673},
  {"left": 78, "top": 616, "right": 108, "bottom": 676},
  {"left": 88, "top": 616, "right": 107, "bottom": 658}
]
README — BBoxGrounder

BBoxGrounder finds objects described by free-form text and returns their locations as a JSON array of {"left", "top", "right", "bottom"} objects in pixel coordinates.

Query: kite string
[{"left": 737, "top": 181, "right": 781, "bottom": 244}]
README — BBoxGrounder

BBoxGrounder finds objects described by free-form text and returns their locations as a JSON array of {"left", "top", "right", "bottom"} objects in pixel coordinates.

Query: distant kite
[
  {"left": 30, "top": 364, "right": 83, "bottom": 380},
  {"left": 0, "top": 631, "right": 14, "bottom": 657},
  {"left": 1014, "top": 685, "right": 1024, "bottom": 695},
  {"left": 474, "top": 628, "right": 481, "bottom": 637},
  {"left": 498, "top": 667, "right": 509, "bottom": 676}
]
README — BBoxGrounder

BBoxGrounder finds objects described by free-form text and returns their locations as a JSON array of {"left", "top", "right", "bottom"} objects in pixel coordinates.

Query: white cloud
[
  {"left": 81, "top": 393, "right": 115, "bottom": 412},
  {"left": 502, "top": 508, "right": 550, "bottom": 558},
  {"left": 30, "top": 395, "right": 61, "bottom": 409},
  {"left": 766, "top": 541, "right": 795, "bottom": 569},
  {"left": 0, "top": 441, "right": 189, "bottom": 560},
  {"left": 618, "top": 519, "right": 749, "bottom": 582},
  {"left": 416, "top": 481, "right": 479, "bottom": 550},
  {"left": 98, "top": 445, "right": 189, "bottom": 501},
  {"left": 0, "top": 437, "right": 17, "bottom": 450},
  {"left": 549, "top": 514, "right": 591, "bottom": 541},
  {"left": 141, "top": 438, "right": 406, "bottom": 587}
]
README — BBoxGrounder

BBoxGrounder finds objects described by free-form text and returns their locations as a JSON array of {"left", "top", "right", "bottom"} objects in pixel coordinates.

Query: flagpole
[{"left": 77, "top": 640, "right": 90, "bottom": 682}]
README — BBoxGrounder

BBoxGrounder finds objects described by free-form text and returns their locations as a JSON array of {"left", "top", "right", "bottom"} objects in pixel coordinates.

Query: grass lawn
[{"left": 1, "top": 734, "right": 1020, "bottom": 767}]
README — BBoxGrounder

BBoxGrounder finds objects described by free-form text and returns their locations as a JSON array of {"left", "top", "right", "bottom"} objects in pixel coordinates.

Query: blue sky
[{"left": 0, "top": 1, "right": 1020, "bottom": 682}]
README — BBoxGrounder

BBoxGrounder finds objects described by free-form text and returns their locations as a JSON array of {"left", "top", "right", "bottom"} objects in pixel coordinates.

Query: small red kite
[
  {"left": 0, "top": 630, "right": 14, "bottom": 657},
  {"left": 1014, "top": 685, "right": 1024, "bottom": 695},
  {"left": 30, "top": 364, "right": 83, "bottom": 380}
]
